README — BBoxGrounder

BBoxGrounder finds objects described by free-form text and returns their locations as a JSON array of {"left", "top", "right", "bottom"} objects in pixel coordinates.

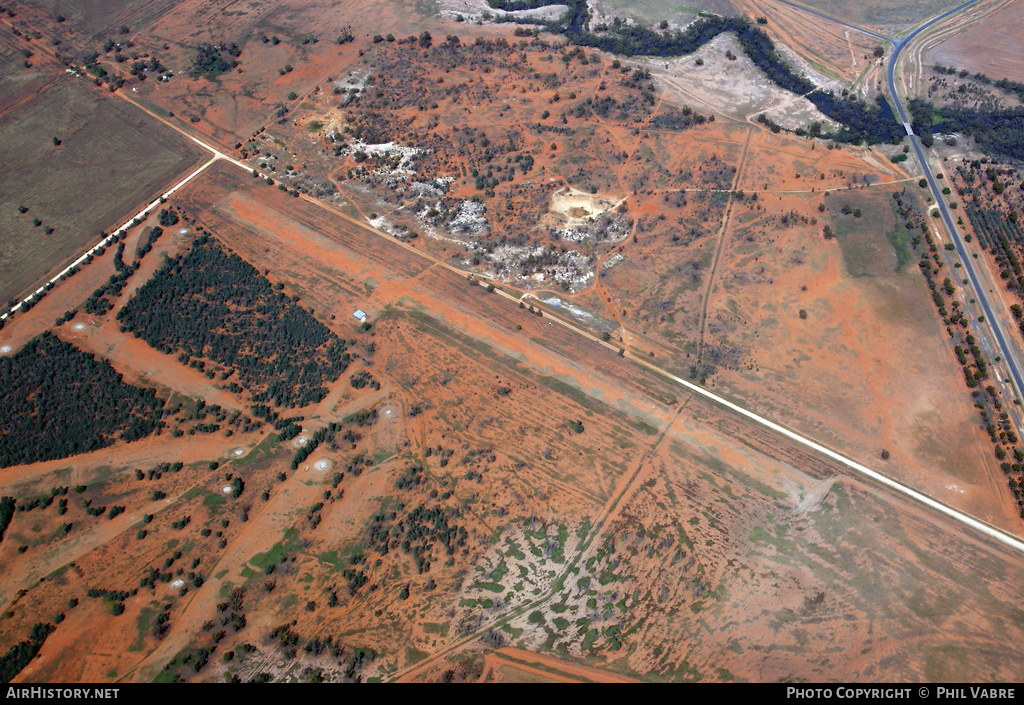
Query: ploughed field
[
  {"left": 0, "top": 158, "right": 1023, "bottom": 682},
  {"left": 923, "top": 0, "right": 1024, "bottom": 83},
  {"left": 0, "top": 72, "right": 205, "bottom": 306}
]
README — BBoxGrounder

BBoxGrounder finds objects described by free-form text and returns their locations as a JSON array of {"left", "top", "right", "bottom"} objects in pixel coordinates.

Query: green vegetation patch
[
  {"left": 827, "top": 192, "right": 903, "bottom": 278},
  {"left": 248, "top": 529, "right": 300, "bottom": 572},
  {"left": 405, "top": 646, "right": 429, "bottom": 664},
  {"left": 118, "top": 236, "right": 353, "bottom": 408},
  {"left": 0, "top": 333, "right": 164, "bottom": 468},
  {"left": 421, "top": 622, "right": 450, "bottom": 636},
  {"left": 130, "top": 607, "right": 154, "bottom": 652}
]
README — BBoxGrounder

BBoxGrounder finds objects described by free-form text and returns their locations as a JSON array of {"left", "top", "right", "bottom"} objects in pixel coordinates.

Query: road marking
[
  {"left": 625, "top": 353, "right": 1024, "bottom": 554},
  {"left": 6, "top": 67, "right": 1023, "bottom": 560},
  {"left": 0, "top": 155, "right": 218, "bottom": 322}
]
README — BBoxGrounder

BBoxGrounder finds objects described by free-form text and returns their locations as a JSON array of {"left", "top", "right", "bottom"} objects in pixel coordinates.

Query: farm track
[
  {"left": 392, "top": 397, "right": 691, "bottom": 682},
  {"left": 481, "top": 647, "right": 644, "bottom": 682},
  {"left": 695, "top": 126, "right": 754, "bottom": 370},
  {"left": 6, "top": 8, "right": 1024, "bottom": 680},
  {"left": 11, "top": 49, "right": 1024, "bottom": 558}
]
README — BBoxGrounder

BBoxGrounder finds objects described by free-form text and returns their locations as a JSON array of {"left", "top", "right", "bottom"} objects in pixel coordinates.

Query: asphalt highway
[
  {"left": 780, "top": 0, "right": 1024, "bottom": 404},
  {"left": 882, "top": 2, "right": 1024, "bottom": 412},
  {"left": 2, "top": 6, "right": 1023, "bottom": 556}
]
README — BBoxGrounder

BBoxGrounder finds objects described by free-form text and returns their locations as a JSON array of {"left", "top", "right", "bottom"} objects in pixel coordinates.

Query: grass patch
[
  {"left": 248, "top": 528, "right": 300, "bottom": 572},
  {"left": 537, "top": 376, "right": 597, "bottom": 414},
  {"left": 422, "top": 622, "right": 450, "bottom": 636},
  {"left": 501, "top": 623, "right": 523, "bottom": 638},
  {"left": 828, "top": 190, "right": 903, "bottom": 278},
  {"left": 315, "top": 543, "right": 365, "bottom": 572},
  {"left": 129, "top": 607, "right": 154, "bottom": 652},
  {"left": 236, "top": 433, "right": 281, "bottom": 465},
  {"left": 490, "top": 559, "right": 509, "bottom": 582},
  {"left": 405, "top": 646, "right": 429, "bottom": 664},
  {"left": 203, "top": 492, "right": 225, "bottom": 510}
]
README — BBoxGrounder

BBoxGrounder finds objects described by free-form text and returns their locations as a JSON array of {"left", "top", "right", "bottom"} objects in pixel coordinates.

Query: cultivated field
[
  {"left": 736, "top": 0, "right": 888, "bottom": 87},
  {"left": 0, "top": 74, "right": 206, "bottom": 306},
  {"left": 0, "top": 21, "right": 63, "bottom": 114},
  {"left": 1, "top": 0, "right": 1023, "bottom": 685},
  {"left": 752, "top": 0, "right": 967, "bottom": 34},
  {"left": 13, "top": 0, "right": 183, "bottom": 40},
  {"left": 3, "top": 161, "right": 1024, "bottom": 683},
  {"left": 923, "top": 0, "right": 1024, "bottom": 82},
  {"left": 592, "top": 0, "right": 738, "bottom": 27}
]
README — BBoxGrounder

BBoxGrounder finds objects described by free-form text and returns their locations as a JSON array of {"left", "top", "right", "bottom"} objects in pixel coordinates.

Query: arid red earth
[{"left": 1, "top": 0, "right": 1024, "bottom": 685}]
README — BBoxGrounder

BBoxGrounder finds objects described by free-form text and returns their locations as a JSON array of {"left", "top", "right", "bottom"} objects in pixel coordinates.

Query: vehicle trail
[
  {"left": 695, "top": 125, "right": 754, "bottom": 371},
  {"left": 113, "top": 101, "right": 1024, "bottom": 558}
]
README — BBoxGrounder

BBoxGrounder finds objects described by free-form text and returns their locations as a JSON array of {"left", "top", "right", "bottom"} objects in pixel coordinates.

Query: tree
[{"left": 418, "top": 31, "right": 432, "bottom": 48}]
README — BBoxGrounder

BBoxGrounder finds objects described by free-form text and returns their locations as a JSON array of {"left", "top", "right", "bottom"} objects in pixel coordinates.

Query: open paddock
[
  {"left": 0, "top": 75, "right": 206, "bottom": 305},
  {"left": 923, "top": 0, "right": 1024, "bottom": 82}
]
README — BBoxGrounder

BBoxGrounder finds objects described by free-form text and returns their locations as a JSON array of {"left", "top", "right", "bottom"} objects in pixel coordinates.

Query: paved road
[
  {"left": 5, "top": 44, "right": 1024, "bottom": 556},
  {"left": 882, "top": 2, "right": 1024, "bottom": 410},
  {"left": 776, "top": 3, "right": 1024, "bottom": 405},
  {"left": 772, "top": 0, "right": 891, "bottom": 41},
  {"left": 885, "top": 0, "right": 982, "bottom": 124}
]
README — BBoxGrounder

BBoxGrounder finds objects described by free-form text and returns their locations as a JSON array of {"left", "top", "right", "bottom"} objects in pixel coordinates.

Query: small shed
[{"left": 353, "top": 310, "right": 367, "bottom": 321}]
